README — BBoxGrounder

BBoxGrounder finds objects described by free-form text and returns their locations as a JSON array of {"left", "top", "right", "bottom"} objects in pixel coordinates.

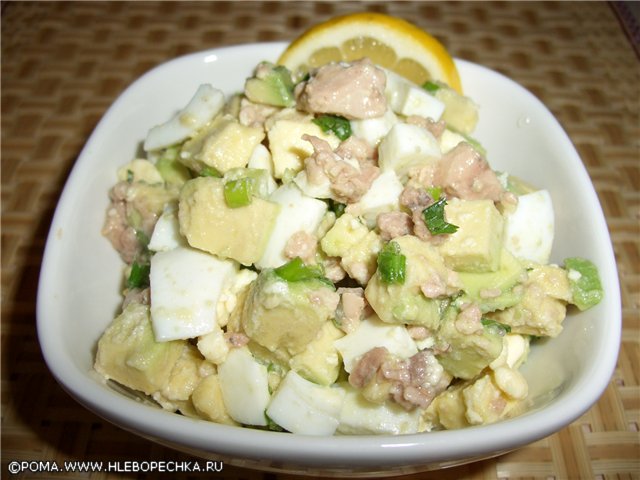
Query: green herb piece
[
  {"left": 199, "top": 165, "right": 222, "bottom": 178},
  {"left": 266, "top": 363, "right": 281, "bottom": 374},
  {"left": 127, "top": 262, "right": 150, "bottom": 289},
  {"left": 422, "top": 198, "right": 459, "bottom": 235},
  {"left": 326, "top": 199, "right": 346, "bottom": 218},
  {"left": 422, "top": 80, "right": 442, "bottom": 93},
  {"left": 299, "top": 72, "right": 311, "bottom": 83},
  {"left": 377, "top": 241, "right": 406, "bottom": 284},
  {"left": 274, "top": 257, "right": 332, "bottom": 286},
  {"left": 264, "top": 411, "right": 285, "bottom": 432},
  {"left": 135, "top": 229, "right": 150, "bottom": 248},
  {"left": 126, "top": 169, "right": 134, "bottom": 183},
  {"left": 224, "top": 177, "right": 254, "bottom": 208},
  {"left": 481, "top": 317, "right": 512, "bottom": 336},
  {"left": 427, "top": 186, "right": 442, "bottom": 201},
  {"left": 312, "top": 114, "right": 352, "bottom": 141},
  {"left": 564, "top": 257, "right": 604, "bottom": 311}
]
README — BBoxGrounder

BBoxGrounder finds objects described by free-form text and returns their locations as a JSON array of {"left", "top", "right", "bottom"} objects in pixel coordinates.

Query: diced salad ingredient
[{"left": 96, "top": 41, "right": 603, "bottom": 436}]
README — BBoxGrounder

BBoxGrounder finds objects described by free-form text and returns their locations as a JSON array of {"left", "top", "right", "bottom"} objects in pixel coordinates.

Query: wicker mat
[{"left": 2, "top": 1, "right": 638, "bottom": 479}]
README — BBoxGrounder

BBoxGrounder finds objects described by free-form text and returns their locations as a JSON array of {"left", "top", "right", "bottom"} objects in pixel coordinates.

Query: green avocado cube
[
  {"left": 244, "top": 62, "right": 296, "bottom": 108},
  {"left": 180, "top": 115, "right": 265, "bottom": 175},
  {"left": 433, "top": 83, "right": 479, "bottom": 135},
  {"left": 457, "top": 249, "right": 526, "bottom": 312},
  {"left": 178, "top": 177, "right": 280, "bottom": 265},
  {"left": 564, "top": 257, "right": 604, "bottom": 311},
  {"left": 155, "top": 147, "right": 192, "bottom": 186},
  {"left": 289, "top": 321, "right": 344, "bottom": 386},
  {"left": 94, "top": 303, "right": 185, "bottom": 396},
  {"left": 436, "top": 307, "right": 504, "bottom": 380},
  {"left": 241, "top": 269, "right": 338, "bottom": 359},
  {"left": 438, "top": 199, "right": 504, "bottom": 273},
  {"left": 364, "top": 235, "right": 449, "bottom": 329}
]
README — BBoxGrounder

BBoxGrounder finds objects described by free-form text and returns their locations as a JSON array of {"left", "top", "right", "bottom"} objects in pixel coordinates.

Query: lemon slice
[{"left": 278, "top": 12, "right": 462, "bottom": 93}]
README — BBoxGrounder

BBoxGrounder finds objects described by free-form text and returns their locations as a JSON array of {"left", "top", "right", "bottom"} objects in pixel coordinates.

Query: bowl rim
[{"left": 36, "top": 41, "right": 622, "bottom": 469}]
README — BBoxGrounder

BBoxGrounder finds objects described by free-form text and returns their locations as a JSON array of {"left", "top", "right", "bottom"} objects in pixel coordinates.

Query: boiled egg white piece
[
  {"left": 217, "top": 347, "right": 270, "bottom": 426},
  {"left": 378, "top": 122, "right": 441, "bottom": 178},
  {"left": 255, "top": 182, "right": 327, "bottom": 269},
  {"left": 148, "top": 209, "right": 186, "bottom": 252},
  {"left": 266, "top": 370, "right": 345, "bottom": 435},
  {"left": 333, "top": 316, "right": 418, "bottom": 373},
  {"left": 337, "top": 384, "right": 421, "bottom": 435},
  {"left": 144, "top": 84, "right": 225, "bottom": 152},
  {"left": 150, "top": 246, "right": 237, "bottom": 341},
  {"left": 346, "top": 170, "right": 403, "bottom": 228},
  {"left": 504, "top": 189, "right": 554, "bottom": 264},
  {"left": 384, "top": 69, "right": 445, "bottom": 120}
]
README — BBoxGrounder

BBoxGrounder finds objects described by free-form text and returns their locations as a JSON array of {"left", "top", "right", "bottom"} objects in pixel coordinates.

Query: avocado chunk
[
  {"left": 438, "top": 198, "right": 505, "bottom": 273},
  {"left": 117, "top": 159, "right": 164, "bottom": 185},
  {"left": 244, "top": 62, "right": 296, "bottom": 108},
  {"left": 489, "top": 263, "right": 572, "bottom": 338},
  {"left": 241, "top": 268, "right": 339, "bottom": 359},
  {"left": 155, "top": 147, "right": 192, "bottom": 186},
  {"left": 152, "top": 343, "right": 207, "bottom": 411},
  {"left": 457, "top": 249, "right": 526, "bottom": 313},
  {"left": 431, "top": 81, "right": 479, "bottom": 135},
  {"left": 320, "top": 213, "right": 382, "bottom": 285},
  {"left": 504, "top": 173, "right": 537, "bottom": 196},
  {"left": 94, "top": 302, "right": 185, "bottom": 396},
  {"left": 564, "top": 257, "right": 604, "bottom": 311},
  {"left": 178, "top": 177, "right": 280, "bottom": 265},
  {"left": 436, "top": 306, "right": 504, "bottom": 380},
  {"left": 289, "top": 321, "right": 344, "bottom": 386},
  {"left": 191, "top": 374, "right": 238, "bottom": 426},
  {"left": 266, "top": 109, "right": 340, "bottom": 178},
  {"left": 364, "top": 235, "right": 456, "bottom": 328},
  {"left": 180, "top": 114, "right": 265, "bottom": 175},
  {"left": 431, "top": 380, "right": 470, "bottom": 429}
]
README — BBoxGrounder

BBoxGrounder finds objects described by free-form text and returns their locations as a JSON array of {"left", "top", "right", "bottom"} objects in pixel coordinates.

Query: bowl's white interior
[{"left": 37, "top": 42, "right": 621, "bottom": 472}]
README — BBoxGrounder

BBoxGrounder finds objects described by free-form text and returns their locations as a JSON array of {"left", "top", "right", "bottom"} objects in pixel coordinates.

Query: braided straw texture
[{"left": 2, "top": 2, "right": 638, "bottom": 479}]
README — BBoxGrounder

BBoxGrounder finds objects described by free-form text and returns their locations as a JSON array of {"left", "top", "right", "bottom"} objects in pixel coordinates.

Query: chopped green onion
[
  {"left": 422, "top": 198, "right": 459, "bottom": 235},
  {"left": 422, "top": 80, "right": 441, "bottom": 93},
  {"left": 564, "top": 257, "right": 603, "bottom": 311},
  {"left": 274, "top": 257, "right": 332, "bottom": 286},
  {"left": 326, "top": 199, "right": 346, "bottom": 218},
  {"left": 427, "top": 186, "right": 442, "bottom": 201},
  {"left": 481, "top": 317, "right": 511, "bottom": 336},
  {"left": 199, "top": 165, "right": 222, "bottom": 178},
  {"left": 127, "top": 262, "right": 150, "bottom": 289},
  {"left": 126, "top": 169, "right": 134, "bottom": 183},
  {"left": 224, "top": 177, "right": 254, "bottom": 208},
  {"left": 312, "top": 114, "right": 352, "bottom": 141},
  {"left": 377, "top": 241, "right": 406, "bottom": 284},
  {"left": 264, "top": 411, "right": 285, "bottom": 432},
  {"left": 298, "top": 72, "right": 311, "bottom": 83},
  {"left": 135, "top": 229, "right": 150, "bottom": 247}
]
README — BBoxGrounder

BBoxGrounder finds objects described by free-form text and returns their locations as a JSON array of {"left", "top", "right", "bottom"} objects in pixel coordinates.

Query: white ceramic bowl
[{"left": 37, "top": 42, "right": 621, "bottom": 476}]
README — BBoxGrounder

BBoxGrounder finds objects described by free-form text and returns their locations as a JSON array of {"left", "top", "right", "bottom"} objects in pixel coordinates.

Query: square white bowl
[{"left": 37, "top": 42, "right": 621, "bottom": 476}]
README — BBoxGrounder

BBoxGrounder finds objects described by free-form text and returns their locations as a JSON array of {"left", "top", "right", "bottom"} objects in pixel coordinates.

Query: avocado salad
[{"left": 96, "top": 58, "right": 603, "bottom": 435}]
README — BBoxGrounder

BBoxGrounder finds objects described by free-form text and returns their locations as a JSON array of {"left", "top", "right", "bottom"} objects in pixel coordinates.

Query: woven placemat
[{"left": 2, "top": 2, "right": 638, "bottom": 479}]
